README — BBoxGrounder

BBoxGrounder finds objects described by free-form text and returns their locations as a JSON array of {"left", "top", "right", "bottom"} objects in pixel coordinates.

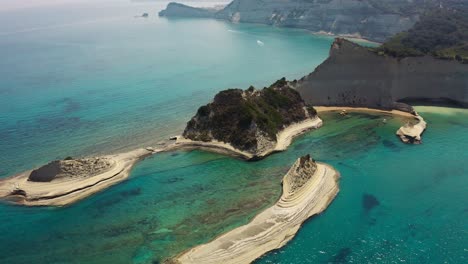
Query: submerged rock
[{"left": 362, "top": 193, "right": 380, "bottom": 212}]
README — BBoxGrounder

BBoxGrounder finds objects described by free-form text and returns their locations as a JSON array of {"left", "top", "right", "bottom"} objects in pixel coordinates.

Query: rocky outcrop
[
  {"left": 159, "top": 0, "right": 453, "bottom": 42},
  {"left": 182, "top": 79, "right": 318, "bottom": 158},
  {"left": 159, "top": 2, "right": 216, "bottom": 18},
  {"left": 29, "top": 158, "right": 113, "bottom": 182},
  {"left": 296, "top": 38, "right": 468, "bottom": 111},
  {"left": 396, "top": 114, "right": 427, "bottom": 144}
]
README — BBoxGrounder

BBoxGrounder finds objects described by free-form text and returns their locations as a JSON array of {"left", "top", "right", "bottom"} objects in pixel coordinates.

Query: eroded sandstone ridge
[
  {"left": 168, "top": 154, "right": 340, "bottom": 264},
  {"left": 180, "top": 79, "right": 322, "bottom": 159}
]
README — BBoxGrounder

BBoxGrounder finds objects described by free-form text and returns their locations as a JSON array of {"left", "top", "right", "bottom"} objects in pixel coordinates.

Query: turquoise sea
[{"left": 0, "top": 1, "right": 467, "bottom": 264}]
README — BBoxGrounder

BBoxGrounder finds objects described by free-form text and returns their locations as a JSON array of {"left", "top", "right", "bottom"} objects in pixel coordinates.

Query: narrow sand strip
[
  {"left": 169, "top": 157, "right": 340, "bottom": 264},
  {"left": 0, "top": 149, "right": 152, "bottom": 206},
  {"left": 0, "top": 118, "right": 322, "bottom": 206},
  {"left": 172, "top": 117, "right": 323, "bottom": 160},
  {"left": 315, "top": 106, "right": 427, "bottom": 144},
  {"left": 315, "top": 106, "right": 415, "bottom": 118}
]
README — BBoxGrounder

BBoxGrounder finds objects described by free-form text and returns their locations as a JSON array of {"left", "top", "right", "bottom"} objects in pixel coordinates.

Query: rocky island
[
  {"left": 172, "top": 79, "right": 322, "bottom": 160},
  {"left": 295, "top": 38, "right": 468, "bottom": 110},
  {"left": 167, "top": 155, "right": 340, "bottom": 264},
  {"left": 0, "top": 149, "right": 152, "bottom": 206}
]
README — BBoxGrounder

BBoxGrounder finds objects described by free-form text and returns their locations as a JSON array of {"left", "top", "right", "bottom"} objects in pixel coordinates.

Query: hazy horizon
[{"left": 0, "top": 0, "right": 230, "bottom": 12}]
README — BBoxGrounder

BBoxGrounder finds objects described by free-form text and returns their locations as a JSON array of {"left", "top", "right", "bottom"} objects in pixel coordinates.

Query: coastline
[
  {"left": 0, "top": 149, "right": 152, "bottom": 206},
  {"left": 171, "top": 117, "right": 323, "bottom": 161},
  {"left": 0, "top": 117, "right": 322, "bottom": 206},
  {"left": 168, "top": 157, "right": 340, "bottom": 264},
  {"left": 312, "top": 31, "right": 381, "bottom": 46},
  {"left": 315, "top": 106, "right": 415, "bottom": 118}
]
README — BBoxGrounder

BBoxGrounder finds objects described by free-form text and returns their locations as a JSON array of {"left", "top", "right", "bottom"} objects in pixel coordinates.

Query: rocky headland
[
  {"left": 396, "top": 114, "right": 427, "bottom": 144},
  {"left": 176, "top": 79, "right": 322, "bottom": 160},
  {"left": 159, "top": 0, "right": 461, "bottom": 42},
  {"left": 167, "top": 155, "right": 340, "bottom": 264},
  {"left": 295, "top": 38, "right": 468, "bottom": 110}
]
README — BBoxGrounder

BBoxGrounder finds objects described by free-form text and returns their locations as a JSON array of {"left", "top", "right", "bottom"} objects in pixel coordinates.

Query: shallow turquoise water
[
  {"left": 1, "top": 1, "right": 467, "bottom": 264},
  {"left": 0, "top": 0, "right": 333, "bottom": 177}
]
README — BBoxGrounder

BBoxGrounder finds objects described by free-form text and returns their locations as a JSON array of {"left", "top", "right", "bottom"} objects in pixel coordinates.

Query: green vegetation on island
[
  {"left": 183, "top": 78, "right": 316, "bottom": 151},
  {"left": 375, "top": 7, "right": 468, "bottom": 62}
]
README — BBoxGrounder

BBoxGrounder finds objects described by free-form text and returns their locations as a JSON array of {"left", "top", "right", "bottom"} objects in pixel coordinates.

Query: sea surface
[{"left": 0, "top": 1, "right": 467, "bottom": 264}]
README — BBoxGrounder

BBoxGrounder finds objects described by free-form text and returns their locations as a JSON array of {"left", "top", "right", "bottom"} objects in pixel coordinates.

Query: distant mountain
[{"left": 159, "top": 0, "right": 467, "bottom": 42}]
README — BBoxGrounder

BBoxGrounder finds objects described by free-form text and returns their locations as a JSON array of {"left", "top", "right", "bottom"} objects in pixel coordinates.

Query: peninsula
[
  {"left": 167, "top": 155, "right": 340, "bottom": 264},
  {"left": 0, "top": 81, "right": 323, "bottom": 206},
  {"left": 159, "top": 0, "right": 450, "bottom": 42}
]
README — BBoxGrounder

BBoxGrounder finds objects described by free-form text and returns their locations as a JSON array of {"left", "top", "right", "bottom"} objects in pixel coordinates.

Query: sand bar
[
  {"left": 315, "top": 106, "right": 415, "bottom": 118},
  {"left": 169, "top": 156, "right": 339, "bottom": 264},
  {"left": 0, "top": 148, "right": 152, "bottom": 206},
  {"left": 315, "top": 106, "right": 428, "bottom": 144}
]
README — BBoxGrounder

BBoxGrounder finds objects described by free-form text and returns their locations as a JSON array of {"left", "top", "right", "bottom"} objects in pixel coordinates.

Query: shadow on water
[
  {"left": 327, "top": 247, "right": 352, "bottom": 263},
  {"left": 362, "top": 193, "right": 380, "bottom": 213}
]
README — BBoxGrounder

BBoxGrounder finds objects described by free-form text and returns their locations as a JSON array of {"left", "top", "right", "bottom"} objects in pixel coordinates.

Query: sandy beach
[
  {"left": 0, "top": 148, "right": 152, "bottom": 206},
  {"left": 169, "top": 156, "right": 340, "bottom": 264},
  {"left": 173, "top": 117, "right": 323, "bottom": 160},
  {"left": 315, "top": 106, "right": 427, "bottom": 144},
  {"left": 315, "top": 106, "right": 415, "bottom": 118}
]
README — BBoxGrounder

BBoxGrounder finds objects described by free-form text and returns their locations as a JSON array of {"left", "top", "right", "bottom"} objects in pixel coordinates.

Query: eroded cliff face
[
  {"left": 159, "top": 0, "right": 449, "bottom": 42},
  {"left": 296, "top": 38, "right": 468, "bottom": 110},
  {"left": 183, "top": 79, "right": 315, "bottom": 154},
  {"left": 158, "top": 2, "right": 216, "bottom": 18}
]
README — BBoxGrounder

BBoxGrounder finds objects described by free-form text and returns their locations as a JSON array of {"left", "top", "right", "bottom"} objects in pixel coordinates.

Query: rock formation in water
[
  {"left": 295, "top": 38, "right": 468, "bottom": 111},
  {"left": 182, "top": 78, "right": 317, "bottom": 156},
  {"left": 28, "top": 157, "right": 114, "bottom": 182},
  {"left": 159, "top": 0, "right": 462, "bottom": 42},
  {"left": 396, "top": 114, "right": 427, "bottom": 144},
  {"left": 169, "top": 154, "right": 340, "bottom": 264}
]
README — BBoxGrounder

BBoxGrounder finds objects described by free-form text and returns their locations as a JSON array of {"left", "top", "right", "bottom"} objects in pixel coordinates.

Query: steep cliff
[
  {"left": 296, "top": 38, "right": 468, "bottom": 110},
  {"left": 159, "top": 0, "right": 462, "bottom": 42},
  {"left": 182, "top": 79, "right": 317, "bottom": 155},
  {"left": 158, "top": 2, "right": 216, "bottom": 18}
]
